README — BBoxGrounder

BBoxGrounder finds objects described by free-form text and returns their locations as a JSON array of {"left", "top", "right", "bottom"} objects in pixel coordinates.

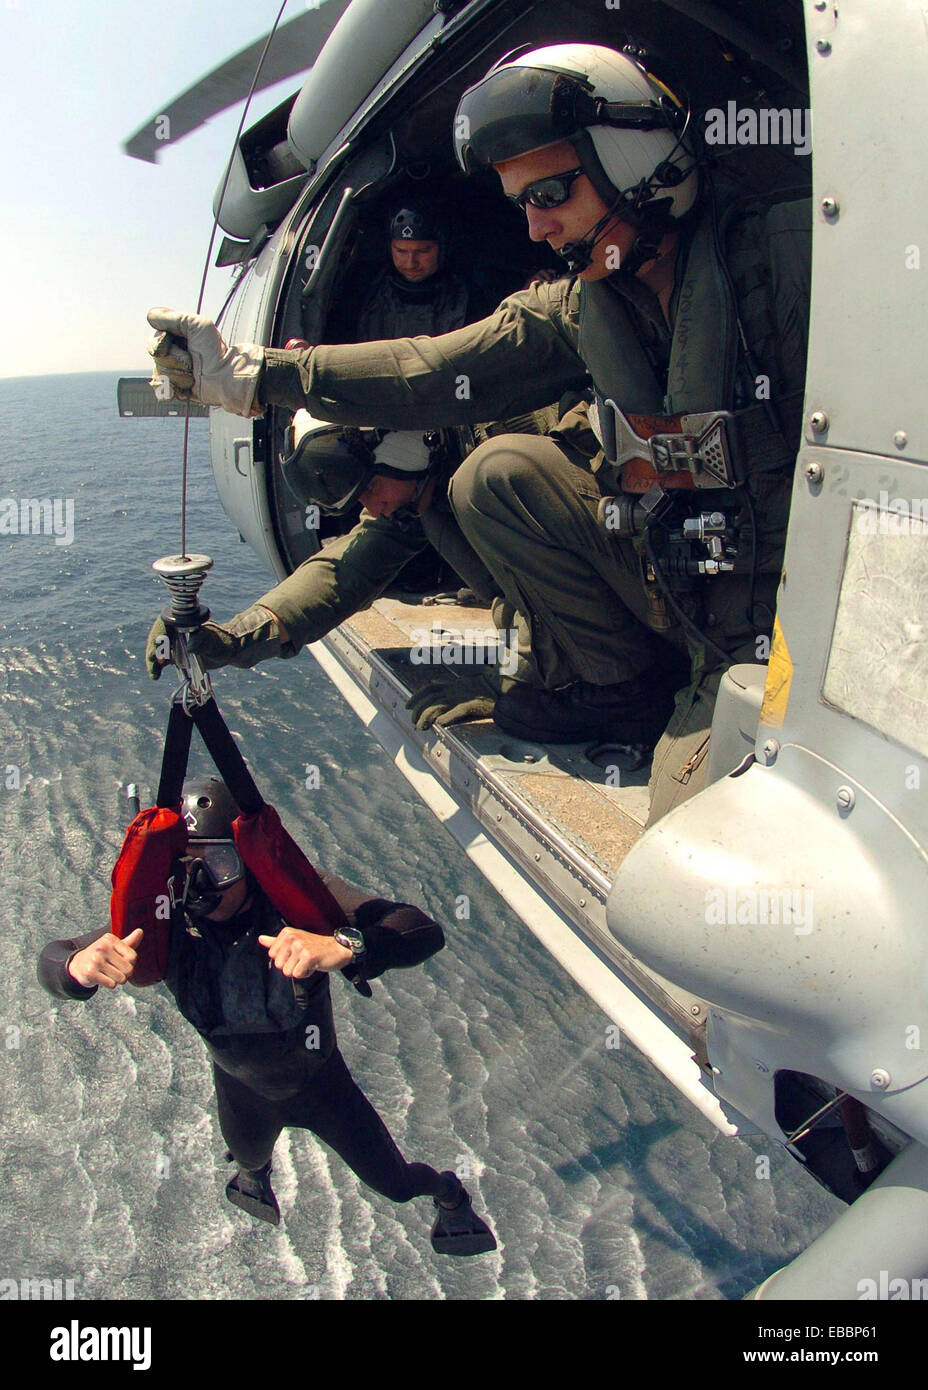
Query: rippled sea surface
[{"left": 0, "top": 372, "right": 842, "bottom": 1301}]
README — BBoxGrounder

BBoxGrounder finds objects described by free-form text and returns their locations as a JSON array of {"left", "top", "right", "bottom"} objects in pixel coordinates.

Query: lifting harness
[{"left": 111, "top": 650, "right": 348, "bottom": 987}]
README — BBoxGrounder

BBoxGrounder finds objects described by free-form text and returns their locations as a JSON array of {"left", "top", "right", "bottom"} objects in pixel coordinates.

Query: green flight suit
[
  {"left": 259, "top": 474, "right": 499, "bottom": 650},
  {"left": 258, "top": 203, "right": 810, "bottom": 823}
]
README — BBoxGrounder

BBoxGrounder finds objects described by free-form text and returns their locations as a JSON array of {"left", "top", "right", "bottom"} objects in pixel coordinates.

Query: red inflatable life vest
[
  {"left": 110, "top": 807, "right": 188, "bottom": 986},
  {"left": 232, "top": 803, "right": 349, "bottom": 936},
  {"left": 110, "top": 800, "right": 347, "bottom": 986}
]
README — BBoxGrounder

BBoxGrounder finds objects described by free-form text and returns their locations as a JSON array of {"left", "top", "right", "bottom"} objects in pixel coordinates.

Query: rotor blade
[{"left": 123, "top": 1, "right": 352, "bottom": 164}]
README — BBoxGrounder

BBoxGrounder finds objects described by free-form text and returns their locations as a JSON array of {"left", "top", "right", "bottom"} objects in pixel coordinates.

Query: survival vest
[
  {"left": 578, "top": 192, "right": 811, "bottom": 493},
  {"left": 109, "top": 807, "right": 187, "bottom": 987},
  {"left": 232, "top": 802, "right": 348, "bottom": 936},
  {"left": 355, "top": 269, "right": 470, "bottom": 341},
  {"left": 110, "top": 696, "right": 347, "bottom": 985}
]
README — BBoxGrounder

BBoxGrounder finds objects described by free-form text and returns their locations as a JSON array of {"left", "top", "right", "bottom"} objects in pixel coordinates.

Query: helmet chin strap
[
  {"left": 556, "top": 162, "right": 677, "bottom": 275},
  {"left": 558, "top": 206, "right": 672, "bottom": 278},
  {"left": 409, "top": 471, "right": 433, "bottom": 510}
]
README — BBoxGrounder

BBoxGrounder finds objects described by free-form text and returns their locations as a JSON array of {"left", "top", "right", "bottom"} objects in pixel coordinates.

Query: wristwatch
[
  {"left": 334, "top": 926, "right": 372, "bottom": 997},
  {"left": 334, "top": 926, "right": 366, "bottom": 961}
]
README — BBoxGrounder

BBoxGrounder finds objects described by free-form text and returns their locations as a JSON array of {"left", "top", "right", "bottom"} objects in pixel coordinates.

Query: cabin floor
[
  {"left": 326, "top": 584, "right": 711, "bottom": 1049},
  {"left": 353, "top": 593, "right": 651, "bottom": 873}
]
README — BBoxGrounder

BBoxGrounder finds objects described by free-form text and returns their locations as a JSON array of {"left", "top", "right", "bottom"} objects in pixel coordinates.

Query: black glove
[{"left": 405, "top": 672, "right": 499, "bottom": 730}]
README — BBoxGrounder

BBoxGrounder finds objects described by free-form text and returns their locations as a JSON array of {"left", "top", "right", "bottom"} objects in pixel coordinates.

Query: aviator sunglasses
[{"left": 506, "top": 167, "right": 586, "bottom": 211}]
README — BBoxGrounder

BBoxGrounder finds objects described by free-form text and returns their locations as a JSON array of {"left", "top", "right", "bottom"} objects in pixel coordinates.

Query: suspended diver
[{"left": 36, "top": 558, "right": 496, "bottom": 1256}]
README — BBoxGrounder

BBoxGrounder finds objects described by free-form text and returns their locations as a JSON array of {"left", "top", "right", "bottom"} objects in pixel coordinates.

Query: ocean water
[{"left": 0, "top": 372, "right": 842, "bottom": 1301}]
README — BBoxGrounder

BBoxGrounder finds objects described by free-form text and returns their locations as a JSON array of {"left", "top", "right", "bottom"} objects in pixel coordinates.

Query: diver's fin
[
  {"left": 430, "top": 1179, "right": 497, "bottom": 1257},
  {"left": 225, "top": 1162, "right": 281, "bottom": 1226}
]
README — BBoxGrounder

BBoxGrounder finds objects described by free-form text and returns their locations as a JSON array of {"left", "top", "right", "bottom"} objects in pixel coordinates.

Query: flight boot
[{"left": 492, "top": 666, "right": 677, "bottom": 747}]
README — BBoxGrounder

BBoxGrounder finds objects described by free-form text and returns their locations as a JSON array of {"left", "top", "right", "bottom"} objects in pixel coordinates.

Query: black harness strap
[
  {"left": 190, "top": 698, "right": 264, "bottom": 816},
  {"left": 729, "top": 389, "right": 804, "bottom": 481},
  {"left": 156, "top": 699, "right": 194, "bottom": 809},
  {"left": 156, "top": 693, "right": 265, "bottom": 816}
]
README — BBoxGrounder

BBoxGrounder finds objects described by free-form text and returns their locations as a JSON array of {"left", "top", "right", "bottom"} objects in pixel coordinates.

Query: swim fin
[
  {"left": 225, "top": 1161, "right": 281, "bottom": 1226},
  {"left": 430, "top": 1176, "right": 497, "bottom": 1257}
]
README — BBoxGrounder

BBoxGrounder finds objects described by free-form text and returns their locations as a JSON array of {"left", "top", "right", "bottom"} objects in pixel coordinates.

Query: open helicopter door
[
  {"left": 607, "top": 0, "right": 928, "bottom": 1295},
  {"left": 207, "top": 218, "right": 293, "bottom": 582}
]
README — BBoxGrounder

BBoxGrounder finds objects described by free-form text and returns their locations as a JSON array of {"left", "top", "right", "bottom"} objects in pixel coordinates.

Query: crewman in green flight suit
[
  {"left": 146, "top": 42, "right": 809, "bottom": 825},
  {"left": 352, "top": 200, "right": 503, "bottom": 342}
]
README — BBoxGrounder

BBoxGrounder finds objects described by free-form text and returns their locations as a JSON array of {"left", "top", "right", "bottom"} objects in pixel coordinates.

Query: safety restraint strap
[
  {"left": 156, "top": 700, "right": 194, "bottom": 809},
  {"left": 155, "top": 694, "right": 263, "bottom": 815},
  {"left": 190, "top": 699, "right": 263, "bottom": 816}
]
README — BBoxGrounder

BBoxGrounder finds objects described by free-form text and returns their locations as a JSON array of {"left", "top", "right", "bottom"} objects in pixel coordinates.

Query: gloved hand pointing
[{"left": 147, "top": 308, "right": 265, "bottom": 418}]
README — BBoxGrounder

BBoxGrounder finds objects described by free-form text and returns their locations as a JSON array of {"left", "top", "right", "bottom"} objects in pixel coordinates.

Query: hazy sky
[{"left": 0, "top": 0, "right": 320, "bottom": 378}]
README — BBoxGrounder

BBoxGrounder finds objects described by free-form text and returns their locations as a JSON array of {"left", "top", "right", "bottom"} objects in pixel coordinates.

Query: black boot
[
  {"left": 225, "top": 1160, "right": 281, "bottom": 1226},
  {"left": 493, "top": 667, "right": 676, "bottom": 746},
  {"left": 430, "top": 1173, "right": 497, "bottom": 1257}
]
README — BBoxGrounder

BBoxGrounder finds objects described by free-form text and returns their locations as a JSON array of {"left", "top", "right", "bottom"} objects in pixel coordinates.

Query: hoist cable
[{"left": 178, "top": 0, "right": 291, "bottom": 558}]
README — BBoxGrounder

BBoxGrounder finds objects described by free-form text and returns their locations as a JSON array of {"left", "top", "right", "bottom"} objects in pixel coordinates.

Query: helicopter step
[{"left": 310, "top": 591, "right": 734, "bottom": 1135}]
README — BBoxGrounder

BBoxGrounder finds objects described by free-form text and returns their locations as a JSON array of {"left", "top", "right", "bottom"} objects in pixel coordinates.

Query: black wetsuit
[{"left": 37, "top": 880, "right": 457, "bottom": 1204}]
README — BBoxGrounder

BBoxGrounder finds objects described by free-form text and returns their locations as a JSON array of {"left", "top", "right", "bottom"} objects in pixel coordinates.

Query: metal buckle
[
  {"left": 594, "top": 397, "right": 738, "bottom": 489},
  {"left": 171, "top": 643, "right": 214, "bottom": 711},
  {"left": 649, "top": 412, "right": 736, "bottom": 489}
]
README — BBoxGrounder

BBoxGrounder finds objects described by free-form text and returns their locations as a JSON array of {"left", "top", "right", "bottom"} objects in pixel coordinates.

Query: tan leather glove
[{"left": 147, "top": 307, "right": 265, "bottom": 417}]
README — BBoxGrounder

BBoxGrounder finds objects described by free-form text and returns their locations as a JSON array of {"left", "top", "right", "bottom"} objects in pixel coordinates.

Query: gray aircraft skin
[{"left": 124, "top": 0, "right": 928, "bottom": 1299}]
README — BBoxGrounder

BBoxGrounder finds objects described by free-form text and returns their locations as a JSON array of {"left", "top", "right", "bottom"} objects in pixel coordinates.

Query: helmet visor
[
  {"left": 281, "top": 426, "right": 376, "bottom": 516},
  {"left": 454, "top": 62, "right": 666, "bottom": 172}
]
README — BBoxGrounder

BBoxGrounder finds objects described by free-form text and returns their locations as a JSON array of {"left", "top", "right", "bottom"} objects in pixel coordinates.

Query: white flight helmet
[
  {"left": 281, "top": 411, "right": 435, "bottom": 515},
  {"left": 455, "top": 43, "right": 698, "bottom": 271}
]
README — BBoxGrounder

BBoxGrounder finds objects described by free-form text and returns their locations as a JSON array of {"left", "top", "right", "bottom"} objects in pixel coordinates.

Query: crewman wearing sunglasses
[
  {"left": 37, "top": 776, "right": 497, "bottom": 1253},
  {"left": 147, "top": 42, "right": 809, "bottom": 825}
]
